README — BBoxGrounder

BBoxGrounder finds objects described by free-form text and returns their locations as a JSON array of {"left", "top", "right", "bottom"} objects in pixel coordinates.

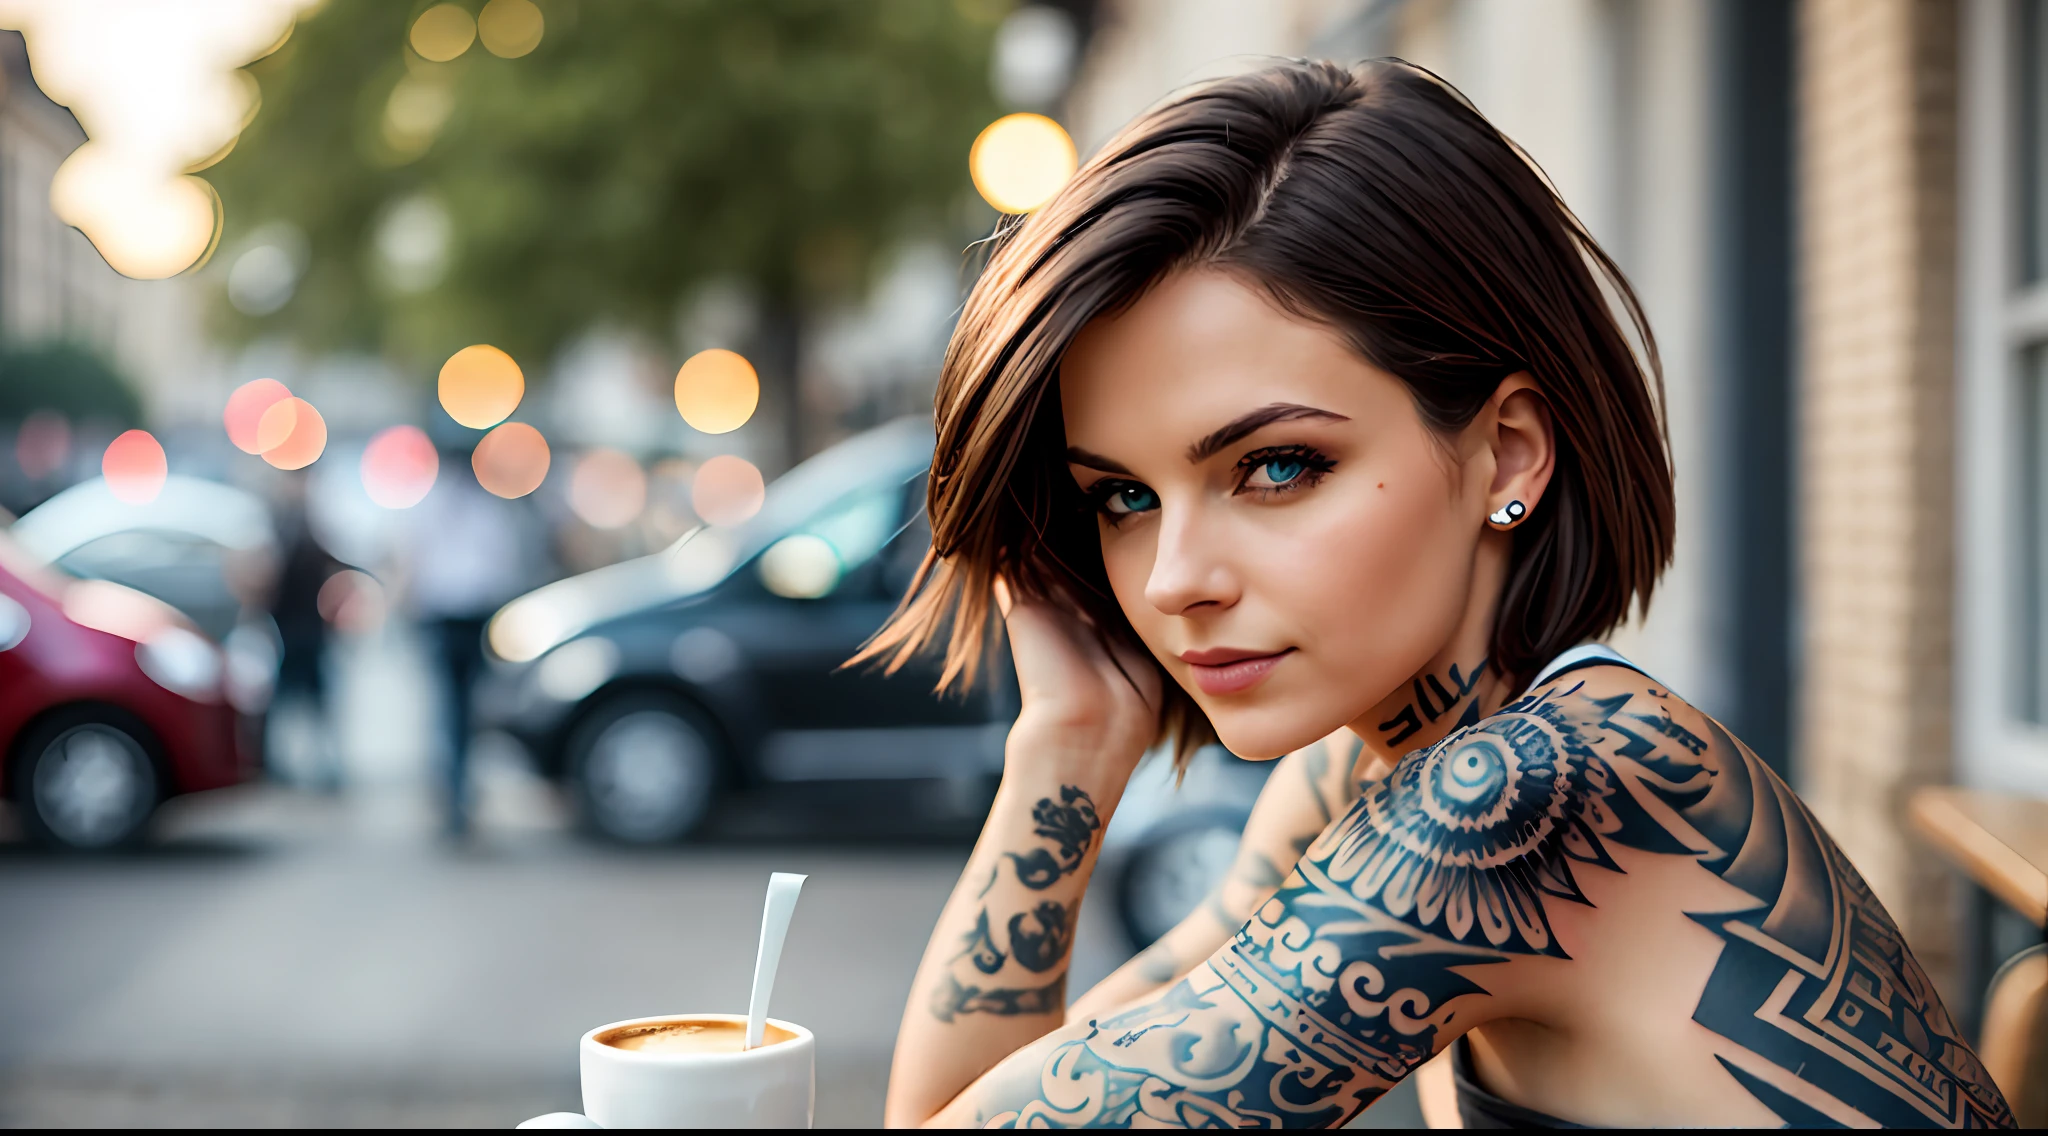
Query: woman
[{"left": 869, "top": 60, "right": 2013, "bottom": 1128}]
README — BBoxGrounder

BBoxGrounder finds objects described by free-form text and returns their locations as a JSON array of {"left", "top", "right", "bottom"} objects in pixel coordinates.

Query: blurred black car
[
  {"left": 1097, "top": 744, "right": 1277, "bottom": 950},
  {"left": 478, "top": 418, "right": 1016, "bottom": 843}
]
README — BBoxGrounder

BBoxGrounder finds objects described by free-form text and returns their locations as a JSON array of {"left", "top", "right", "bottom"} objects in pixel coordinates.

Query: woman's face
[{"left": 1059, "top": 269, "right": 1540, "bottom": 759}]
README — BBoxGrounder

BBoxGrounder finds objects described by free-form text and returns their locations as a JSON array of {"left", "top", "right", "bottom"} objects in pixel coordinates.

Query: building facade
[{"left": 0, "top": 30, "right": 215, "bottom": 433}]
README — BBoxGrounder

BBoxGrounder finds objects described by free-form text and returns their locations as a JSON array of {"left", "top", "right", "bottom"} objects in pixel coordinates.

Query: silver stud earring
[{"left": 1488, "top": 499, "right": 1528, "bottom": 527}]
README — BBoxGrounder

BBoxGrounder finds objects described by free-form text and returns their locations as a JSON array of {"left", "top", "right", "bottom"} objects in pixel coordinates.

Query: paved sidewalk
[{"left": 0, "top": 780, "right": 974, "bottom": 1128}]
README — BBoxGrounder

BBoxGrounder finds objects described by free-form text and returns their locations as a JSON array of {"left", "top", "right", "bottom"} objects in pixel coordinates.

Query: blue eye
[
  {"left": 1100, "top": 483, "right": 1159, "bottom": 517},
  {"left": 1235, "top": 446, "right": 1333, "bottom": 494},
  {"left": 1246, "top": 456, "right": 1309, "bottom": 490},
  {"left": 1256, "top": 457, "right": 1307, "bottom": 486}
]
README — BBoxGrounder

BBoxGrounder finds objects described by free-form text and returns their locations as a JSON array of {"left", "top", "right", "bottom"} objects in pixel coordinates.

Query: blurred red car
[{"left": 0, "top": 533, "right": 254, "bottom": 850}]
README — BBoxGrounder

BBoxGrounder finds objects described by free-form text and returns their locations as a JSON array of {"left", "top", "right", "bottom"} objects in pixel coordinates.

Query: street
[
  {"left": 0, "top": 780, "right": 978, "bottom": 1127},
  {"left": 0, "top": 628, "right": 1421, "bottom": 1128}
]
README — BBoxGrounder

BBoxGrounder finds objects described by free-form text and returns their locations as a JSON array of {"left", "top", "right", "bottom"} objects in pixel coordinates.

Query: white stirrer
[{"left": 745, "top": 872, "right": 807, "bottom": 1050}]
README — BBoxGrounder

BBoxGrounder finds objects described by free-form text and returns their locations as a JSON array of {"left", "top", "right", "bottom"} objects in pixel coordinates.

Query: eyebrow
[
  {"left": 1064, "top": 446, "right": 1132, "bottom": 474},
  {"left": 1185, "top": 403, "right": 1350, "bottom": 463}
]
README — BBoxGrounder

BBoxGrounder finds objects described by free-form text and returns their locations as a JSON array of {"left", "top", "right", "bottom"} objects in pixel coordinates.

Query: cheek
[
  {"left": 1259, "top": 472, "right": 1479, "bottom": 677},
  {"left": 1098, "top": 523, "right": 1160, "bottom": 626}
]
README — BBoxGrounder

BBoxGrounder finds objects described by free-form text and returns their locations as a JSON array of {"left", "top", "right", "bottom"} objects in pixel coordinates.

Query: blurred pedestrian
[
  {"left": 398, "top": 445, "right": 546, "bottom": 838},
  {"left": 267, "top": 471, "right": 349, "bottom": 791}
]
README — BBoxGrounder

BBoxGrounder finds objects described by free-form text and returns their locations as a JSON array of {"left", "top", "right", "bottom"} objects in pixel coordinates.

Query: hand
[{"left": 999, "top": 581, "right": 1162, "bottom": 775}]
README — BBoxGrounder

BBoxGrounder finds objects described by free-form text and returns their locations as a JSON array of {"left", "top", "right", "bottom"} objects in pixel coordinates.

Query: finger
[
  {"left": 1097, "top": 632, "right": 1164, "bottom": 709},
  {"left": 1001, "top": 591, "right": 1094, "bottom": 667}
]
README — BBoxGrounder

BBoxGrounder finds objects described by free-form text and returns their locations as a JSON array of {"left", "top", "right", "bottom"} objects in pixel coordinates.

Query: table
[{"left": 1907, "top": 787, "right": 2048, "bottom": 1034}]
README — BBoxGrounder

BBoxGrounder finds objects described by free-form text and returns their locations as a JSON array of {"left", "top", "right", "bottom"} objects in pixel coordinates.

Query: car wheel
[
  {"left": 1114, "top": 806, "right": 1250, "bottom": 950},
  {"left": 18, "top": 716, "right": 160, "bottom": 851},
  {"left": 568, "top": 695, "right": 722, "bottom": 844}
]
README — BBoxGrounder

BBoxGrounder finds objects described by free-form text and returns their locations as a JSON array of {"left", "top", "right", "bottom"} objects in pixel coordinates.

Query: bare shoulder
[
  {"left": 1286, "top": 663, "right": 2016, "bottom": 1127},
  {"left": 1484, "top": 662, "right": 2015, "bottom": 1128},
  {"left": 1301, "top": 662, "right": 1703, "bottom": 959}
]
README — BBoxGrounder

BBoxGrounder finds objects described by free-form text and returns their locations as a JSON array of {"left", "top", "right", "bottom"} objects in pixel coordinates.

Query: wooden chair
[{"left": 1981, "top": 943, "right": 2047, "bottom": 1127}]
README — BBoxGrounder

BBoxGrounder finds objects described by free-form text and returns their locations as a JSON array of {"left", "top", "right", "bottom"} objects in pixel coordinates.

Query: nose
[{"left": 1143, "top": 502, "right": 1240, "bottom": 616}]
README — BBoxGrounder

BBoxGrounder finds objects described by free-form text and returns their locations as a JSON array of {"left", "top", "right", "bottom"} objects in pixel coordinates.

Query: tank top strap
[{"left": 1527, "top": 642, "right": 1658, "bottom": 691}]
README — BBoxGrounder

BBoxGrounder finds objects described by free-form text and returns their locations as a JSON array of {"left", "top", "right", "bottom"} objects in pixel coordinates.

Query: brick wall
[{"left": 1797, "top": 0, "right": 1959, "bottom": 966}]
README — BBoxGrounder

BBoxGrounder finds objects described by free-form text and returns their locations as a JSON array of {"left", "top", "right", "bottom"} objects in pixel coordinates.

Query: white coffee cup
[{"left": 577, "top": 1012, "right": 815, "bottom": 1129}]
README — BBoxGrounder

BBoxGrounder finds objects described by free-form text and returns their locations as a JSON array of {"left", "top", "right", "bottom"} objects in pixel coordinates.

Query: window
[
  {"left": 1959, "top": 0, "right": 2048, "bottom": 791},
  {"left": 2019, "top": 2, "right": 2048, "bottom": 723}
]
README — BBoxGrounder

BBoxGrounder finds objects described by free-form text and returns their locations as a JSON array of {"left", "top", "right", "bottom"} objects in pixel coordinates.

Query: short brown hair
[{"left": 857, "top": 59, "right": 1675, "bottom": 761}]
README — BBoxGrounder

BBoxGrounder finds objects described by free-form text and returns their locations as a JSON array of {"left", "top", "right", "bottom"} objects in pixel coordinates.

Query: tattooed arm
[
  {"left": 1066, "top": 732, "right": 1374, "bottom": 1024},
  {"left": 883, "top": 595, "right": 1162, "bottom": 1128},
  {"left": 924, "top": 669, "right": 2016, "bottom": 1128}
]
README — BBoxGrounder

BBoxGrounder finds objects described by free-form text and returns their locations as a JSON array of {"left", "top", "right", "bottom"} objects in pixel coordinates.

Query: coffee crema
[{"left": 597, "top": 1019, "right": 796, "bottom": 1055}]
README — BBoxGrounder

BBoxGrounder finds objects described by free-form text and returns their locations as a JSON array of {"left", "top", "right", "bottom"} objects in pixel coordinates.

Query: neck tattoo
[{"left": 1376, "top": 657, "right": 1488, "bottom": 747}]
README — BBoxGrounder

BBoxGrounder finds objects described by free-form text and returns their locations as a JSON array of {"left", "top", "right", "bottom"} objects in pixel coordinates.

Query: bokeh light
[
  {"left": 382, "top": 74, "right": 454, "bottom": 158},
  {"left": 568, "top": 448, "right": 648, "bottom": 529},
  {"left": 478, "top": 0, "right": 545, "bottom": 58},
  {"left": 674, "top": 348, "right": 759, "bottom": 435},
  {"left": 472, "top": 421, "right": 550, "bottom": 499},
  {"left": 102, "top": 429, "right": 167, "bottom": 505},
  {"left": 16, "top": 411, "right": 71, "bottom": 479},
  {"left": 361, "top": 425, "right": 440, "bottom": 509},
  {"left": 50, "top": 154, "right": 221, "bottom": 279},
  {"left": 969, "top": 112, "right": 1077, "bottom": 214},
  {"left": 259, "top": 397, "right": 327, "bottom": 470},
  {"left": 439, "top": 344, "right": 525, "bottom": 429},
  {"left": 224, "top": 377, "right": 292, "bottom": 454},
  {"left": 317, "top": 569, "right": 387, "bottom": 635},
  {"left": 410, "top": 4, "right": 476, "bottom": 62},
  {"left": 759, "top": 534, "right": 840, "bottom": 599},
  {"left": 5, "top": 2, "right": 304, "bottom": 281},
  {"left": 691, "top": 454, "right": 765, "bottom": 526}
]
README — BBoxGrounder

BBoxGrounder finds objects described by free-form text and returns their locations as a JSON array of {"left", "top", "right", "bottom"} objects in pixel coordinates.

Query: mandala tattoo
[
  {"left": 975, "top": 678, "right": 2016, "bottom": 1128},
  {"left": 935, "top": 786, "right": 1101, "bottom": 1021}
]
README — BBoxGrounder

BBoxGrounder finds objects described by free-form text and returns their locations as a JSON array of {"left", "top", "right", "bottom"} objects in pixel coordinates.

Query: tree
[
  {"left": 0, "top": 343, "right": 140, "bottom": 425},
  {"left": 210, "top": 0, "right": 1000, "bottom": 383}
]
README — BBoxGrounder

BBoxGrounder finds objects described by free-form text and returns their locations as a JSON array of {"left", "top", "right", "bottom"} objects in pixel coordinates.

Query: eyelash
[
  {"left": 1233, "top": 445, "right": 1336, "bottom": 496},
  {"left": 1081, "top": 444, "right": 1337, "bottom": 524},
  {"left": 1083, "top": 479, "right": 1151, "bottom": 525}
]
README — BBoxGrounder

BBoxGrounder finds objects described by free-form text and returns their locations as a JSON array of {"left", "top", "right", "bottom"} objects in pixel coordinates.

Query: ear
[{"left": 1478, "top": 372, "right": 1554, "bottom": 524}]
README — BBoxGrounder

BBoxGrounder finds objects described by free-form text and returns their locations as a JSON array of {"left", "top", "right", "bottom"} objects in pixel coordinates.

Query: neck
[{"left": 1347, "top": 540, "right": 1520, "bottom": 765}]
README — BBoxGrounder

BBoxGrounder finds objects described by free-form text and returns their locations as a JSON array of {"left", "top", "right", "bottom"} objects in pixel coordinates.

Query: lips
[{"left": 1179, "top": 647, "right": 1295, "bottom": 696}]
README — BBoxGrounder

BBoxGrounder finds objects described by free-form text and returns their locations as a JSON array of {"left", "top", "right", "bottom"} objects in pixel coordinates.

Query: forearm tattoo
[
  {"left": 1004, "top": 787, "right": 1101, "bottom": 889},
  {"left": 1134, "top": 734, "right": 1371, "bottom": 993},
  {"left": 978, "top": 681, "right": 2015, "bottom": 1128},
  {"left": 932, "top": 786, "right": 1102, "bottom": 1022}
]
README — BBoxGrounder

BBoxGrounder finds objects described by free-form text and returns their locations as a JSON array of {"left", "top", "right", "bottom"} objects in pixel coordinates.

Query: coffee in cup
[
  {"left": 597, "top": 1018, "right": 797, "bottom": 1055},
  {"left": 578, "top": 1012, "right": 814, "bottom": 1128}
]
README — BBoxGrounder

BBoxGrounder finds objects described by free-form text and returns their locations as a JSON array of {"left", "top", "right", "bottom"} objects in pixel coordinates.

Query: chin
[{"left": 1200, "top": 700, "right": 1342, "bottom": 761}]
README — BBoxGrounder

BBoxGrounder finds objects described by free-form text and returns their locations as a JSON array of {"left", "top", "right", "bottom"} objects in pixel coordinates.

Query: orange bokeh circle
[
  {"left": 224, "top": 378, "right": 292, "bottom": 454},
  {"left": 439, "top": 344, "right": 525, "bottom": 429},
  {"left": 472, "top": 421, "right": 550, "bottom": 498},
  {"left": 259, "top": 398, "right": 327, "bottom": 470},
  {"left": 674, "top": 349, "right": 759, "bottom": 434}
]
